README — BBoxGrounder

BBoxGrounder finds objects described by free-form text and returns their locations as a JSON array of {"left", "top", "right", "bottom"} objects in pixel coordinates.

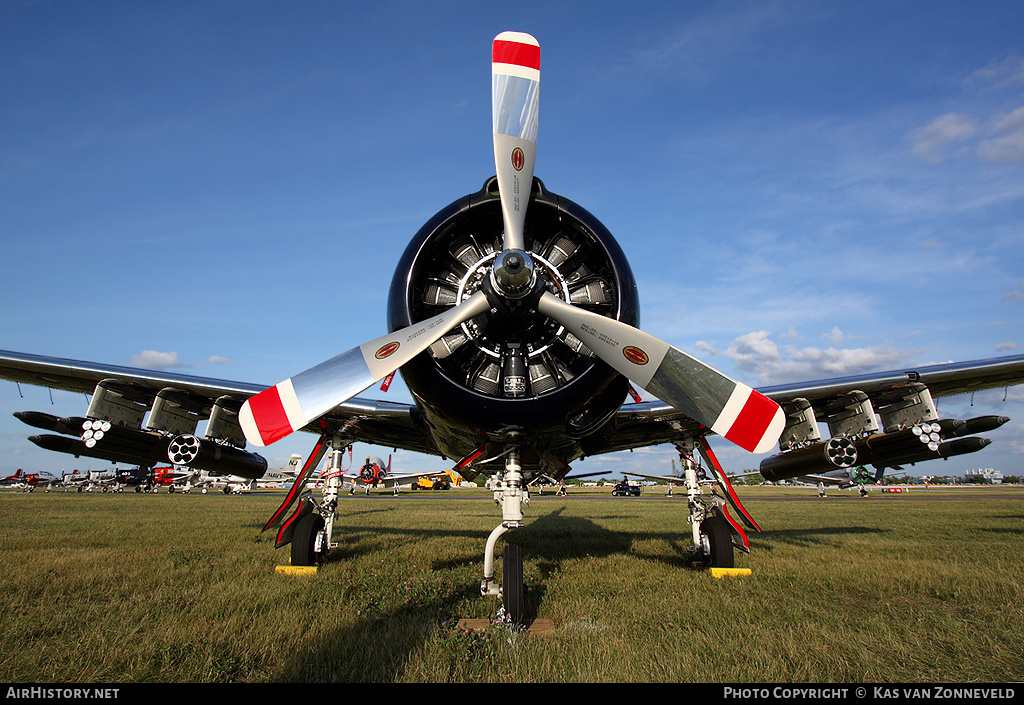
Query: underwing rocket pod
[
  {"left": 167, "top": 434, "right": 268, "bottom": 479},
  {"left": 72, "top": 418, "right": 168, "bottom": 455},
  {"left": 868, "top": 436, "right": 992, "bottom": 468},
  {"left": 758, "top": 437, "right": 857, "bottom": 482},
  {"left": 854, "top": 424, "right": 946, "bottom": 464},
  {"left": 953, "top": 415, "right": 1010, "bottom": 436},
  {"left": 854, "top": 417, "right": 1006, "bottom": 467},
  {"left": 27, "top": 434, "right": 167, "bottom": 466},
  {"left": 13, "top": 411, "right": 77, "bottom": 436}
]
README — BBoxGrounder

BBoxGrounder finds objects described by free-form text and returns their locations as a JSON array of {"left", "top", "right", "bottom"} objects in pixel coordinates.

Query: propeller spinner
[{"left": 239, "top": 31, "right": 784, "bottom": 455}]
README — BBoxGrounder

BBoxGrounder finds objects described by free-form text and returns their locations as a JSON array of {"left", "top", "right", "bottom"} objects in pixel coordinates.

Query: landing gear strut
[
  {"left": 481, "top": 446, "right": 530, "bottom": 625},
  {"left": 677, "top": 437, "right": 759, "bottom": 569},
  {"left": 267, "top": 433, "right": 343, "bottom": 567}
]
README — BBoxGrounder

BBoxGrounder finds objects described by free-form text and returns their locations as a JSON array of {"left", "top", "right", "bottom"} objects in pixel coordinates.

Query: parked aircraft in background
[
  {"left": 19, "top": 469, "right": 76, "bottom": 491},
  {"left": 528, "top": 469, "right": 610, "bottom": 493},
  {"left": 0, "top": 469, "right": 25, "bottom": 487},
  {"left": 3, "top": 32, "right": 1024, "bottom": 625},
  {"left": 58, "top": 468, "right": 123, "bottom": 492},
  {"left": 342, "top": 455, "right": 441, "bottom": 494},
  {"left": 259, "top": 454, "right": 303, "bottom": 488}
]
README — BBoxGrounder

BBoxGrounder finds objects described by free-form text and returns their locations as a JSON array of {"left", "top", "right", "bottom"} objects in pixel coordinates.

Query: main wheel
[
  {"left": 291, "top": 513, "right": 326, "bottom": 567},
  {"left": 700, "top": 515, "right": 735, "bottom": 568},
  {"left": 502, "top": 544, "right": 525, "bottom": 625}
]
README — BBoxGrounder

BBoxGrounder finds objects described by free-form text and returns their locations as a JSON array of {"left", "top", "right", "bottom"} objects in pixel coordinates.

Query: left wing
[
  {"left": 605, "top": 353, "right": 1024, "bottom": 466},
  {"left": 0, "top": 349, "right": 440, "bottom": 468}
]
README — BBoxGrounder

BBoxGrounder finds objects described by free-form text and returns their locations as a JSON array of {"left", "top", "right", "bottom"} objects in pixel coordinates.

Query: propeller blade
[
  {"left": 239, "top": 291, "right": 491, "bottom": 447},
  {"left": 492, "top": 31, "right": 539, "bottom": 252},
  {"left": 536, "top": 292, "right": 784, "bottom": 453}
]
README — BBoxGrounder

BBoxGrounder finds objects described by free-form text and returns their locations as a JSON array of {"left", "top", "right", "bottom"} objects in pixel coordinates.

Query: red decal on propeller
[
  {"left": 375, "top": 342, "right": 400, "bottom": 359},
  {"left": 493, "top": 40, "right": 540, "bottom": 70},
  {"left": 623, "top": 346, "right": 649, "bottom": 365},
  {"left": 511, "top": 147, "right": 524, "bottom": 171},
  {"left": 724, "top": 391, "right": 779, "bottom": 452}
]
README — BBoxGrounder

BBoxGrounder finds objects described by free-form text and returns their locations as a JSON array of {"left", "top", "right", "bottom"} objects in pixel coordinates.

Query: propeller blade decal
[
  {"left": 240, "top": 291, "right": 490, "bottom": 447},
  {"left": 492, "top": 31, "right": 539, "bottom": 252},
  {"left": 536, "top": 292, "right": 784, "bottom": 453}
]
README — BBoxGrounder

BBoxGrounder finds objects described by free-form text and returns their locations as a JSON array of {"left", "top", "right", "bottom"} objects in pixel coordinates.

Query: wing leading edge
[
  {"left": 607, "top": 353, "right": 1024, "bottom": 459},
  {"left": 0, "top": 349, "right": 439, "bottom": 460},
  {"left": 3, "top": 348, "right": 1023, "bottom": 473}
]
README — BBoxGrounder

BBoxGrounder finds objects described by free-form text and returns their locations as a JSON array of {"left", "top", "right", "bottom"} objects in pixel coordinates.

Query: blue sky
[{"left": 2, "top": 1, "right": 1023, "bottom": 481}]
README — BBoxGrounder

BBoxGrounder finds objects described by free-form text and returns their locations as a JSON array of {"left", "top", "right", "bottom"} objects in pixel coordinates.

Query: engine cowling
[{"left": 388, "top": 177, "right": 639, "bottom": 454}]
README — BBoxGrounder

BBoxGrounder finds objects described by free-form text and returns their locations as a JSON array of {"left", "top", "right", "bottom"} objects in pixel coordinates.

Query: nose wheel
[
  {"left": 480, "top": 445, "right": 531, "bottom": 626},
  {"left": 501, "top": 544, "right": 525, "bottom": 625}
]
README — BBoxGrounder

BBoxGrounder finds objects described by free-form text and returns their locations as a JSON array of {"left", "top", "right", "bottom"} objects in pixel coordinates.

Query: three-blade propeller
[{"left": 239, "top": 31, "right": 784, "bottom": 455}]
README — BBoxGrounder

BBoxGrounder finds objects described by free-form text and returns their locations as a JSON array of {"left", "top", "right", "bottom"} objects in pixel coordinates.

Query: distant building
[{"left": 965, "top": 468, "right": 1003, "bottom": 484}]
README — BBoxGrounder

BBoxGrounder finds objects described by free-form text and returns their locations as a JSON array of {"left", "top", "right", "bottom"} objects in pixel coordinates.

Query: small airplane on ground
[
  {"left": 341, "top": 455, "right": 443, "bottom": 494},
  {"left": 3, "top": 32, "right": 1024, "bottom": 625},
  {"left": 258, "top": 454, "right": 303, "bottom": 488},
  {"left": 18, "top": 469, "right": 76, "bottom": 492},
  {"left": 527, "top": 469, "right": 610, "bottom": 492},
  {"left": 57, "top": 468, "right": 124, "bottom": 492},
  {"left": 0, "top": 469, "right": 25, "bottom": 487}
]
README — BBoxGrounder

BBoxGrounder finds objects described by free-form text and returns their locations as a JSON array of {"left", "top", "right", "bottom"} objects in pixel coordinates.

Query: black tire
[
  {"left": 700, "top": 515, "right": 735, "bottom": 568},
  {"left": 291, "top": 513, "right": 326, "bottom": 567},
  {"left": 502, "top": 544, "right": 525, "bottom": 626}
]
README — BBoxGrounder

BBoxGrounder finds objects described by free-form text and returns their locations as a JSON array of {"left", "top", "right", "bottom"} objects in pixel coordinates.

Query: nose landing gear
[{"left": 480, "top": 445, "right": 530, "bottom": 626}]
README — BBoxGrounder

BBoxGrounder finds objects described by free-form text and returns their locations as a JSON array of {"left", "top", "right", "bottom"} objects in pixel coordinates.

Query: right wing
[{"left": 603, "top": 353, "right": 1024, "bottom": 456}]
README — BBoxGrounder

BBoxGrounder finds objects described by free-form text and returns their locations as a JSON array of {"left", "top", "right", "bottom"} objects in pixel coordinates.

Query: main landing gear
[
  {"left": 677, "top": 436, "right": 761, "bottom": 569},
  {"left": 266, "top": 433, "right": 340, "bottom": 568},
  {"left": 271, "top": 433, "right": 758, "bottom": 623}
]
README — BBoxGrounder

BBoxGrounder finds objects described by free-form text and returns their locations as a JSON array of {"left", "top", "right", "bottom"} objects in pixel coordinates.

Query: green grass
[{"left": 1, "top": 486, "right": 1022, "bottom": 682}]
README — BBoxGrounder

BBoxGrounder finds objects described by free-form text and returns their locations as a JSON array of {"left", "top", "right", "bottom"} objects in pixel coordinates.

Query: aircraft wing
[
  {"left": 606, "top": 354, "right": 1024, "bottom": 454},
  {"left": 623, "top": 471, "right": 688, "bottom": 485},
  {"left": 796, "top": 473, "right": 857, "bottom": 487},
  {"left": 0, "top": 349, "right": 440, "bottom": 457}
]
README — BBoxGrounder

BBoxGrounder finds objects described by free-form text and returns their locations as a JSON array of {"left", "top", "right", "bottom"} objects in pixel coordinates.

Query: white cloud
[
  {"left": 909, "top": 113, "right": 977, "bottom": 163},
  {"left": 823, "top": 326, "right": 845, "bottom": 345},
  {"left": 978, "top": 106, "right": 1024, "bottom": 164},
  {"left": 129, "top": 351, "right": 230, "bottom": 368},
  {"left": 722, "top": 330, "right": 912, "bottom": 385},
  {"left": 130, "top": 350, "right": 186, "bottom": 369},
  {"left": 695, "top": 340, "right": 718, "bottom": 356},
  {"left": 966, "top": 56, "right": 1024, "bottom": 89},
  {"left": 1003, "top": 287, "right": 1024, "bottom": 302}
]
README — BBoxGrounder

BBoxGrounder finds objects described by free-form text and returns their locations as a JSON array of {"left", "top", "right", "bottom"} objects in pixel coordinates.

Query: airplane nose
[{"left": 491, "top": 248, "right": 536, "bottom": 298}]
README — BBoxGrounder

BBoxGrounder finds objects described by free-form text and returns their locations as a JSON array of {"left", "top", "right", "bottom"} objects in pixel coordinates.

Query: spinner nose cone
[{"left": 491, "top": 248, "right": 536, "bottom": 298}]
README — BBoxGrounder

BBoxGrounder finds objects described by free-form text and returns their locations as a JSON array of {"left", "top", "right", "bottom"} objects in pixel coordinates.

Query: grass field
[{"left": 1, "top": 484, "right": 1022, "bottom": 683}]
